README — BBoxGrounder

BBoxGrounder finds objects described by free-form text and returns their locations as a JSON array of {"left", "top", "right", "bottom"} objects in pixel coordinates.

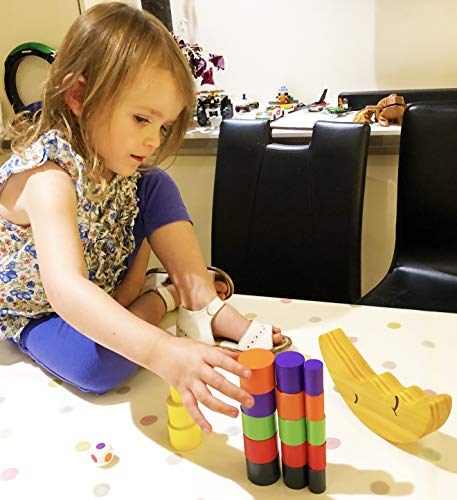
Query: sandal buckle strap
[
  {"left": 155, "top": 285, "right": 176, "bottom": 313},
  {"left": 206, "top": 295, "right": 225, "bottom": 316}
]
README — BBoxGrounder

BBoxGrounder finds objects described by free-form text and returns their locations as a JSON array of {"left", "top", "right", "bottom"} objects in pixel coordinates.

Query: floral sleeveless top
[{"left": 0, "top": 130, "right": 140, "bottom": 341}]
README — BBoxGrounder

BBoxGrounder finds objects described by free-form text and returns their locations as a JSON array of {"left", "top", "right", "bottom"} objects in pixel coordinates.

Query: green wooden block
[
  {"left": 278, "top": 416, "right": 306, "bottom": 446},
  {"left": 241, "top": 411, "right": 276, "bottom": 441},
  {"left": 306, "top": 417, "right": 326, "bottom": 446}
]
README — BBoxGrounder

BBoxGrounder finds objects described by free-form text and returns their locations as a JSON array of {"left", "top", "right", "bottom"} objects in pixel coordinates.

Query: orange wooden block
[
  {"left": 276, "top": 388, "right": 305, "bottom": 420},
  {"left": 239, "top": 349, "right": 275, "bottom": 395},
  {"left": 305, "top": 393, "right": 325, "bottom": 421}
]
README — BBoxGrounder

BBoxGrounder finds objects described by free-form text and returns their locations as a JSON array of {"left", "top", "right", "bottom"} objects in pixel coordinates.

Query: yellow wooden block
[
  {"left": 166, "top": 396, "right": 194, "bottom": 428},
  {"left": 170, "top": 386, "right": 182, "bottom": 404},
  {"left": 319, "top": 328, "right": 452, "bottom": 444},
  {"left": 168, "top": 421, "right": 202, "bottom": 451}
]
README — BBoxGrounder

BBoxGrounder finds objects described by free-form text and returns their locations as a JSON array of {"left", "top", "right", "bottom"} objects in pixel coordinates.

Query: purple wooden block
[
  {"left": 241, "top": 388, "right": 276, "bottom": 418},
  {"left": 274, "top": 351, "right": 305, "bottom": 394},
  {"left": 304, "top": 359, "right": 323, "bottom": 396}
]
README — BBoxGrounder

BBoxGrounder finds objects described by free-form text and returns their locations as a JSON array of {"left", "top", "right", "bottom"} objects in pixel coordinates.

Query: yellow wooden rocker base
[{"left": 319, "top": 328, "right": 452, "bottom": 444}]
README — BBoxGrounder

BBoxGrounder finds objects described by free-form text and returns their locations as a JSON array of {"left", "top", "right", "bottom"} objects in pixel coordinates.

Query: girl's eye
[{"left": 134, "top": 115, "right": 149, "bottom": 124}]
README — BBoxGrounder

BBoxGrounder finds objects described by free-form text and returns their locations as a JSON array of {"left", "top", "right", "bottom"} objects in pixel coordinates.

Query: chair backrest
[
  {"left": 394, "top": 102, "right": 457, "bottom": 274},
  {"left": 338, "top": 88, "right": 457, "bottom": 110},
  {"left": 212, "top": 119, "right": 370, "bottom": 303}
]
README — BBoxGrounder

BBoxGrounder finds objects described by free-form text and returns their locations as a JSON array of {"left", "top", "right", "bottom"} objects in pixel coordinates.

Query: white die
[{"left": 90, "top": 442, "right": 114, "bottom": 467}]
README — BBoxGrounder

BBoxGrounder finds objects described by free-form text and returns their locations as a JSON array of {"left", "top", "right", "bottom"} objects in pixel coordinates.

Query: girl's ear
[{"left": 62, "top": 74, "right": 87, "bottom": 117}]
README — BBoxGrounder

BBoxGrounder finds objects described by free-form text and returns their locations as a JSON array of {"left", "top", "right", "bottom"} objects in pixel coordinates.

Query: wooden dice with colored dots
[{"left": 90, "top": 442, "right": 114, "bottom": 467}]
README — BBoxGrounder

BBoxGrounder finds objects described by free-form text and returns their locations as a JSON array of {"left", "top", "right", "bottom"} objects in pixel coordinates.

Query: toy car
[
  {"left": 235, "top": 94, "right": 260, "bottom": 113},
  {"left": 307, "top": 89, "right": 328, "bottom": 112},
  {"left": 196, "top": 90, "right": 234, "bottom": 127},
  {"left": 255, "top": 107, "right": 285, "bottom": 121}
]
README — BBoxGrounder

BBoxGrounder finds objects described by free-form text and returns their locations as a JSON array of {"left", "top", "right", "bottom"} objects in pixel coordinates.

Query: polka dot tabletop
[{"left": 1, "top": 295, "right": 456, "bottom": 499}]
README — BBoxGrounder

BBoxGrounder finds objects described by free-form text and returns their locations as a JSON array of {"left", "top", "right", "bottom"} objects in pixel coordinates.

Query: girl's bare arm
[{"left": 20, "top": 162, "right": 253, "bottom": 431}]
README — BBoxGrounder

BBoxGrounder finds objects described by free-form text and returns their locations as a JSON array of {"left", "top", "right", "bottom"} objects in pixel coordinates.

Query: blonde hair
[{"left": 2, "top": 2, "right": 195, "bottom": 190}]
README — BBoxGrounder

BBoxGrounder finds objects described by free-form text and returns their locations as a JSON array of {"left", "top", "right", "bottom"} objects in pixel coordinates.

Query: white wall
[
  {"left": 170, "top": 0, "right": 457, "bottom": 104},
  {"left": 2, "top": 0, "right": 457, "bottom": 122}
]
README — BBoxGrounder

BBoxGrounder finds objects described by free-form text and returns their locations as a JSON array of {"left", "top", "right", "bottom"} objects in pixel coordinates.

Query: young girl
[{"left": 0, "top": 2, "right": 289, "bottom": 433}]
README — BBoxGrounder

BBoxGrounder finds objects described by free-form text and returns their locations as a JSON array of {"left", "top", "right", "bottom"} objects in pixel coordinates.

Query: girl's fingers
[
  {"left": 192, "top": 379, "right": 241, "bottom": 418},
  {"left": 181, "top": 389, "right": 212, "bottom": 433},
  {"left": 200, "top": 363, "right": 254, "bottom": 408},
  {"left": 211, "top": 348, "right": 252, "bottom": 379}
]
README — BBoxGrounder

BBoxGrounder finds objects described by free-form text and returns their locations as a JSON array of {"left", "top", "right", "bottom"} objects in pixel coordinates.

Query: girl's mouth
[{"left": 131, "top": 155, "right": 145, "bottom": 163}]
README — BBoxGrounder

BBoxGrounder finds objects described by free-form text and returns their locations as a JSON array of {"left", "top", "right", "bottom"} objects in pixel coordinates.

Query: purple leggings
[{"left": 9, "top": 168, "right": 191, "bottom": 394}]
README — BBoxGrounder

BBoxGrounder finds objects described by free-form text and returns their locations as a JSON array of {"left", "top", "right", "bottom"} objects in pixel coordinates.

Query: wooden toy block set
[
  {"left": 239, "top": 349, "right": 326, "bottom": 492},
  {"left": 163, "top": 328, "right": 452, "bottom": 492}
]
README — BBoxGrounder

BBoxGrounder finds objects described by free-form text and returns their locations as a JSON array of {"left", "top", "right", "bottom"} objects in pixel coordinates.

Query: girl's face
[{"left": 89, "top": 65, "right": 185, "bottom": 180}]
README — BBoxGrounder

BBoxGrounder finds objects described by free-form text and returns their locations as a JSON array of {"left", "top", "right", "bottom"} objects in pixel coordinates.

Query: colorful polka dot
[
  {"left": 280, "top": 298, "right": 292, "bottom": 304},
  {"left": 225, "top": 426, "right": 241, "bottom": 437},
  {"left": 326, "top": 437, "right": 341, "bottom": 449},
  {"left": 424, "top": 389, "right": 437, "bottom": 396},
  {"left": 245, "top": 313, "right": 257, "bottom": 320},
  {"left": 309, "top": 316, "right": 322, "bottom": 323},
  {"left": 382, "top": 361, "right": 397, "bottom": 369},
  {"left": 421, "top": 340, "right": 435, "bottom": 348},
  {"left": 387, "top": 322, "right": 401, "bottom": 329},
  {"left": 93, "top": 483, "right": 111, "bottom": 497},
  {"left": 59, "top": 406, "right": 75, "bottom": 414},
  {"left": 48, "top": 378, "right": 63, "bottom": 387},
  {"left": 75, "top": 441, "right": 91, "bottom": 452},
  {"left": 1, "top": 468, "right": 19, "bottom": 481},
  {"left": 422, "top": 447, "right": 441, "bottom": 461},
  {"left": 370, "top": 481, "right": 390, "bottom": 494},
  {"left": 115, "top": 386, "right": 131, "bottom": 395},
  {"left": 0, "top": 428, "right": 13, "bottom": 438},
  {"left": 140, "top": 415, "right": 158, "bottom": 426},
  {"left": 349, "top": 336, "right": 358, "bottom": 343},
  {"left": 166, "top": 453, "right": 182, "bottom": 465}
]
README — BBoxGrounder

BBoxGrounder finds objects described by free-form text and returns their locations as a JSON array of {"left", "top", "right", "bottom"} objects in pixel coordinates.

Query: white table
[
  {"left": 1, "top": 296, "right": 455, "bottom": 499},
  {"left": 183, "top": 108, "right": 401, "bottom": 141}
]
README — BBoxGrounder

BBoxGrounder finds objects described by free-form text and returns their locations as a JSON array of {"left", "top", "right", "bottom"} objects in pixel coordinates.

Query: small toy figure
[
  {"left": 195, "top": 90, "right": 233, "bottom": 127},
  {"left": 90, "top": 442, "right": 114, "bottom": 467},
  {"left": 353, "top": 94, "right": 406, "bottom": 127},
  {"left": 269, "top": 85, "right": 298, "bottom": 109}
]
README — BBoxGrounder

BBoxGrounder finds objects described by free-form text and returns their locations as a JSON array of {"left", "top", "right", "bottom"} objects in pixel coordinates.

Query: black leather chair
[
  {"left": 338, "top": 88, "right": 457, "bottom": 110},
  {"left": 212, "top": 119, "right": 370, "bottom": 304},
  {"left": 359, "top": 102, "right": 457, "bottom": 313}
]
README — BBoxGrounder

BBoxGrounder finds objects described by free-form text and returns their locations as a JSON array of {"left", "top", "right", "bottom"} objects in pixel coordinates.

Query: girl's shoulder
[{"left": 1, "top": 130, "right": 85, "bottom": 197}]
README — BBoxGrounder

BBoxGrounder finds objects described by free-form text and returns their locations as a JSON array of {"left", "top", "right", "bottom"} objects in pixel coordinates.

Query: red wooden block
[
  {"left": 280, "top": 441, "right": 307, "bottom": 468},
  {"left": 243, "top": 432, "right": 278, "bottom": 465}
]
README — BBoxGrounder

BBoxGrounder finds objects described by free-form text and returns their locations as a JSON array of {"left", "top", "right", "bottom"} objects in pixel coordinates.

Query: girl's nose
[{"left": 144, "top": 128, "right": 161, "bottom": 151}]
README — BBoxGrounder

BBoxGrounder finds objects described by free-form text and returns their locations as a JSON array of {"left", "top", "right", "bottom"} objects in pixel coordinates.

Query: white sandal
[
  {"left": 140, "top": 266, "right": 235, "bottom": 313},
  {"left": 176, "top": 296, "right": 292, "bottom": 353}
]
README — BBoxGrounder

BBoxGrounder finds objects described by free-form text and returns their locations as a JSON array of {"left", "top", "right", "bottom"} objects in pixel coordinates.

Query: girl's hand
[{"left": 152, "top": 335, "right": 254, "bottom": 433}]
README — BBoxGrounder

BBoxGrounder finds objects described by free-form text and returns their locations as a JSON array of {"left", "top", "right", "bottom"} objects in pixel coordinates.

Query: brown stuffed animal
[{"left": 353, "top": 94, "right": 406, "bottom": 126}]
